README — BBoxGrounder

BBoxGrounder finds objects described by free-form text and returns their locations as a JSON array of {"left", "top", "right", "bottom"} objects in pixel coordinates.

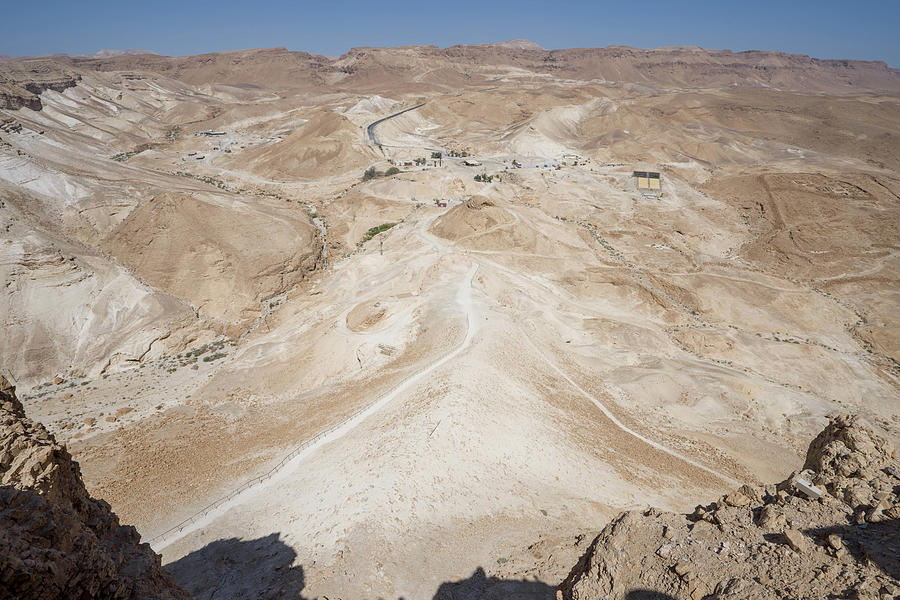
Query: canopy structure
[{"left": 634, "top": 171, "right": 661, "bottom": 190}]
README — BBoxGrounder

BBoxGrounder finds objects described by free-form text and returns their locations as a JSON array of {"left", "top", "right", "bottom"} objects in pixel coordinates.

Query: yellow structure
[{"left": 633, "top": 171, "right": 661, "bottom": 192}]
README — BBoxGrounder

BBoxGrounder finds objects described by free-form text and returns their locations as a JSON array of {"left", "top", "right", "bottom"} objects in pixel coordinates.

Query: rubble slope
[{"left": 559, "top": 415, "right": 899, "bottom": 600}]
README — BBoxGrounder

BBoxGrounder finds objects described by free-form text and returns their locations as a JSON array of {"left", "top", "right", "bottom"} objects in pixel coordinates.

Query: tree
[
  {"left": 362, "top": 167, "right": 377, "bottom": 180},
  {"left": 385, "top": 166, "right": 400, "bottom": 176}
]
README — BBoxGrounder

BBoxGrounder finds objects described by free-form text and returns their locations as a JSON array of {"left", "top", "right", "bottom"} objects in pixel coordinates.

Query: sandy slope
[
  {"left": 155, "top": 215, "right": 734, "bottom": 599},
  {"left": 2, "top": 45, "right": 898, "bottom": 599}
]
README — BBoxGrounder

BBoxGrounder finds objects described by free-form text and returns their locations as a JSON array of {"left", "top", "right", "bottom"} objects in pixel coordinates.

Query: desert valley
[{"left": 1, "top": 40, "right": 899, "bottom": 599}]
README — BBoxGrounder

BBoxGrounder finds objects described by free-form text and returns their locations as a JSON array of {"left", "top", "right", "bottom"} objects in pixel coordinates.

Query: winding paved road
[{"left": 366, "top": 103, "right": 426, "bottom": 147}]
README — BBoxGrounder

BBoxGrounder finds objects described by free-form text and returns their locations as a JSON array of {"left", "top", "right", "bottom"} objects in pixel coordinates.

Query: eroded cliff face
[
  {"left": 559, "top": 415, "right": 899, "bottom": 600},
  {"left": 0, "top": 59, "right": 80, "bottom": 110},
  {"left": 0, "top": 375, "right": 189, "bottom": 599}
]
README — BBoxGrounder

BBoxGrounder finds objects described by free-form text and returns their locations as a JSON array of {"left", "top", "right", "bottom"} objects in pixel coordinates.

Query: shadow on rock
[
  {"left": 166, "top": 533, "right": 306, "bottom": 600},
  {"left": 804, "top": 518, "right": 899, "bottom": 581},
  {"left": 431, "top": 566, "right": 555, "bottom": 600}
]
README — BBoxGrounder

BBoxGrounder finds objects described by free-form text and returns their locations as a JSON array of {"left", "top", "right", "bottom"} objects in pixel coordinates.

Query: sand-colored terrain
[{"left": 1, "top": 42, "right": 898, "bottom": 598}]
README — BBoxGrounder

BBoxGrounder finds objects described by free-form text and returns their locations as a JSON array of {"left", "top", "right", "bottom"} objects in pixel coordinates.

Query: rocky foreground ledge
[
  {"left": 559, "top": 415, "right": 899, "bottom": 600},
  {"left": 0, "top": 376, "right": 188, "bottom": 599}
]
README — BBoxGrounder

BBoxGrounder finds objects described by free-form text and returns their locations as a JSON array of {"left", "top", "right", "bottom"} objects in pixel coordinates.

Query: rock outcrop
[
  {"left": 0, "top": 82, "right": 43, "bottom": 111},
  {"left": 559, "top": 415, "right": 899, "bottom": 600},
  {"left": 0, "top": 116, "right": 23, "bottom": 133},
  {"left": 0, "top": 376, "right": 189, "bottom": 599},
  {"left": 0, "top": 59, "right": 80, "bottom": 110}
]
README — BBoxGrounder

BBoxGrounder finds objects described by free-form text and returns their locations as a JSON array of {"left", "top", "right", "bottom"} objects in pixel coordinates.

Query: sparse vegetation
[
  {"left": 173, "top": 171, "right": 231, "bottom": 190},
  {"left": 111, "top": 145, "right": 150, "bottom": 162},
  {"left": 165, "top": 126, "right": 181, "bottom": 141},
  {"left": 362, "top": 165, "right": 403, "bottom": 179},
  {"left": 182, "top": 340, "right": 228, "bottom": 362},
  {"left": 359, "top": 222, "right": 396, "bottom": 245}
]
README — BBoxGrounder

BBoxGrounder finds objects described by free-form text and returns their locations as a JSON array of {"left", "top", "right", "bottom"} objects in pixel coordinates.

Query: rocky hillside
[
  {"left": 0, "top": 376, "right": 188, "bottom": 599},
  {"left": 333, "top": 44, "right": 900, "bottom": 94},
  {"left": 0, "top": 59, "right": 79, "bottom": 110},
  {"left": 559, "top": 415, "right": 899, "bottom": 600}
]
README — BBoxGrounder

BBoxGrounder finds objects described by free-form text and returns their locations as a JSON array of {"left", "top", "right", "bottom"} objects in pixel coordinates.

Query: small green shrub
[
  {"left": 359, "top": 222, "right": 396, "bottom": 245},
  {"left": 110, "top": 144, "right": 152, "bottom": 162}
]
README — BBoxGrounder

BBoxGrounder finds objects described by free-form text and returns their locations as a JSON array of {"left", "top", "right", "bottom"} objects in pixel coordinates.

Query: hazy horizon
[
  {"left": 2, "top": 0, "right": 899, "bottom": 66},
  {"left": 3, "top": 40, "right": 899, "bottom": 67}
]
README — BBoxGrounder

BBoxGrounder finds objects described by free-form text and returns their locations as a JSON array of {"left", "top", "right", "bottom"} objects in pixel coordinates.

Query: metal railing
[
  {"left": 144, "top": 398, "right": 376, "bottom": 546},
  {"left": 145, "top": 266, "right": 476, "bottom": 548}
]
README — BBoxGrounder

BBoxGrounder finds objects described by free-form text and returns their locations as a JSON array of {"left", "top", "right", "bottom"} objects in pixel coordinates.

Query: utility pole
[{"left": 380, "top": 239, "right": 383, "bottom": 255}]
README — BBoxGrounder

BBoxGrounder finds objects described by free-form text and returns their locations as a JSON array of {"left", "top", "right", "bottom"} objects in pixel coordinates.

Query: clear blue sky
[{"left": 2, "top": 0, "right": 899, "bottom": 66}]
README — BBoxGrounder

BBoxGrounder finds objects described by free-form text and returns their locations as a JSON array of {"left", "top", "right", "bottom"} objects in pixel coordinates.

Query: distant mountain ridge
[
  {"left": 83, "top": 43, "right": 900, "bottom": 94},
  {"left": 90, "top": 49, "right": 159, "bottom": 58},
  {"left": 485, "top": 38, "right": 546, "bottom": 51},
  {"left": 1, "top": 43, "right": 898, "bottom": 111},
  {"left": 0, "top": 49, "right": 158, "bottom": 60}
]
